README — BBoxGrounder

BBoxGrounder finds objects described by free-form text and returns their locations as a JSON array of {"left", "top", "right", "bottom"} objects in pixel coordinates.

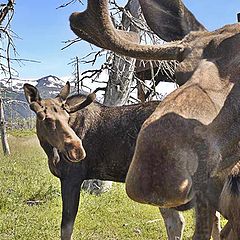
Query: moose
[
  {"left": 69, "top": 0, "right": 240, "bottom": 239},
  {"left": 24, "top": 83, "right": 189, "bottom": 240},
  {"left": 24, "top": 85, "right": 236, "bottom": 240}
]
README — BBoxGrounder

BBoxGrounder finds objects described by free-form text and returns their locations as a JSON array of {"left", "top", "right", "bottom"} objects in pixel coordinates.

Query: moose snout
[{"left": 64, "top": 140, "right": 86, "bottom": 162}]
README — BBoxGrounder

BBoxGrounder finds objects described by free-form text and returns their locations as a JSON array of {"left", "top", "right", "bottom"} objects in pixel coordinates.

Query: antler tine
[{"left": 70, "top": 0, "right": 184, "bottom": 61}]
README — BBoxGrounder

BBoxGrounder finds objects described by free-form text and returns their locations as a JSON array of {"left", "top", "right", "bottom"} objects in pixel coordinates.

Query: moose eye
[
  {"left": 61, "top": 103, "right": 70, "bottom": 113},
  {"left": 45, "top": 118, "right": 53, "bottom": 123}
]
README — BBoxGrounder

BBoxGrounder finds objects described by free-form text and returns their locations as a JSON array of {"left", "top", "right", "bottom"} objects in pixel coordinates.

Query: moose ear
[
  {"left": 65, "top": 92, "right": 96, "bottom": 114},
  {"left": 23, "top": 83, "right": 41, "bottom": 103},
  {"left": 138, "top": 0, "right": 206, "bottom": 42},
  {"left": 58, "top": 81, "right": 70, "bottom": 101}
]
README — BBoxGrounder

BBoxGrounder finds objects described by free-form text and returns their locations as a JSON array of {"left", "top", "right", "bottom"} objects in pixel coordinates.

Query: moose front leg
[
  {"left": 193, "top": 192, "right": 216, "bottom": 240},
  {"left": 159, "top": 208, "right": 185, "bottom": 240},
  {"left": 60, "top": 177, "right": 83, "bottom": 240}
]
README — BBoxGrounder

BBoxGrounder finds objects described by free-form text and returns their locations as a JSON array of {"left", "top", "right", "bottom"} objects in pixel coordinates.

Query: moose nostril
[
  {"left": 65, "top": 141, "right": 73, "bottom": 149},
  {"left": 65, "top": 141, "right": 81, "bottom": 151}
]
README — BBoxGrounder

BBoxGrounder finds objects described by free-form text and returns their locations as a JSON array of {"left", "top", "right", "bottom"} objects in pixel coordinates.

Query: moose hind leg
[
  {"left": 159, "top": 208, "right": 185, "bottom": 240},
  {"left": 220, "top": 221, "right": 232, "bottom": 240},
  {"left": 193, "top": 192, "right": 215, "bottom": 240},
  {"left": 211, "top": 211, "right": 221, "bottom": 240},
  {"left": 60, "top": 178, "right": 82, "bottom": 240}
]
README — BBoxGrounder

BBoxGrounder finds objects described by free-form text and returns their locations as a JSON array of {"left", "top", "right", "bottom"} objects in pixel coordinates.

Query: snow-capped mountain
[
  {"left": 1, "top": 75, "right": 69, "bottom": 119},
  {"left": 34, "top": 75, "right": 68, "bottom": 98},
  {"left": 1, "top": 72, "right": 177, "bottom": 121},
  {"left": 1, "top": 72, "right": 109, "bottom": 121},
  {"left": 1, "top": 75, "right": 67, "bottom": 97}
]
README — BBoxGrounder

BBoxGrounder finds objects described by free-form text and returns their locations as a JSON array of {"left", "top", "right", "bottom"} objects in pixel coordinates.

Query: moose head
[{"left": 24, "top": 82, "right": 96, "bottom": 163}]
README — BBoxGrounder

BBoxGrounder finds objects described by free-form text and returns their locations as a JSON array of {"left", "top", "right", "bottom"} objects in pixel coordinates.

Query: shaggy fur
[{"left": 219, "top": 163, "right": 240, "bottom": 239}]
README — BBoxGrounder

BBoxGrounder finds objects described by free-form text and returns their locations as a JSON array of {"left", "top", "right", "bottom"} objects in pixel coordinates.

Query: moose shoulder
[{"left": 70, "top": 0, "right": 240, "bottom": 239}]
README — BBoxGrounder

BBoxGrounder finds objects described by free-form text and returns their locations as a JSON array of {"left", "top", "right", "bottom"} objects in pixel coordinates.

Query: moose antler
[
  {"left": 69, "top": 0, "right": 184, "bottom": 61},
  {"left": 138, "top": 0, "right": 206, "bottom": 41}
]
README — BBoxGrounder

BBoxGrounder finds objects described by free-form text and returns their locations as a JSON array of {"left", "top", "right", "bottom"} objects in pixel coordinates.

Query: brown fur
[
  {"left": 24, "top": 83, "right": 87, "bottom": 166},
  {"left": 69, "top": 1, "right": 240, "bottom": 239},
  {"left": 219, "top": 163, "right": 240, "bottom": 239}
]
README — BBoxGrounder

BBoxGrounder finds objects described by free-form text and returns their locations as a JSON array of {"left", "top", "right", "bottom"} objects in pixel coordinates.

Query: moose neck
[
  {"left": 68, "top": 94, "right": 158, "bottom": 139},
  {"left": 68, "top": 95, "right": 158, "bottom": 181},
  {"left": 205, "top": 82, "right": 240, "bottom": 174}
]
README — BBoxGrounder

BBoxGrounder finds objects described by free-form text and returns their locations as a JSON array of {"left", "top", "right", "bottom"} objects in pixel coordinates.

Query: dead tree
[
  {"left": 82, "top": 0, "right": 141, "bottom": 194},
  {"left": 0, "top": 98, "right": 10, "bottom": 155},
  {"left": 104, "top": 0, "right": 140, "bottom": 105},
  {"left": 0, "top": 0, "right": 15, "bottom": 155}
]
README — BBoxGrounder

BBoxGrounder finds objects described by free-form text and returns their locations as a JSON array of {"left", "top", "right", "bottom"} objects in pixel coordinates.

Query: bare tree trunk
[
  {"left": 104, "top": 0, "right": 140, "bottom": 106},
  {"left": 104, "top": 54, "right": 137, "bottom": 106},
  {"left": 82, "top": 0, "right": 140, "bottom": 194},
  {"left": 0, "top": 97, "right": 10, "bottom": 155},
  {"left": 0, "top": 0, "right": 15, "bottom": 156}
]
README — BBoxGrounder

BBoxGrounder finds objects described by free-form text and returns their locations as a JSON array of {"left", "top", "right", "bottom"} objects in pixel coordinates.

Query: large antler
[
  {"left": 138, "top": 0, "right": 206, "bottom": 42},
  {"left": 69, "top": 0, "right": 184, "bottom": 61}
]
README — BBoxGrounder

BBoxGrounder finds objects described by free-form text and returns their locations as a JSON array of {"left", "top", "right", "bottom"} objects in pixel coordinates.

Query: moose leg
[
  {"left": 60, "top": 178, "right": 83, "bottom": 240},
  {"left": 211, "top": 211, "right": 221, "bottom": 240},
  {"left": 159, "top": 208, "right": 185, "bottom": 240},
  {"left": 220, "top": 221, "right": 231, "bottom": 240},
  {"left": 193, "top": 192, "right": 215, "bottom": 240},
  {"left": 221, "top": 225, "right": 239, "bottom": 240}
]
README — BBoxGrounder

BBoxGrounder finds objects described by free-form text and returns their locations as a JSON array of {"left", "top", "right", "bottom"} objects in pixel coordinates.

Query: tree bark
[
  {"left": 82, "top": 0, "right": 140, "bottom": 194},
  {"left": 103, "top": 54, "right": 137, "bottom": 106},
  {"left": 0, "top": 97, "right": 10, "bottom": 155},
  {"left": 0, "top": 0, "right": 15, "bottom": 156},
  {"left": 104, "top": 0, "right": 140, "bottom": 106}
]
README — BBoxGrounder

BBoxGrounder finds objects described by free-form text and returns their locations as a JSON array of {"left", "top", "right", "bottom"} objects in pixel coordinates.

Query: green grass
[
  {"left": 0, "top": 134, "right": 218, "bottom": 240},
  {"left": 8, "top": 129, "right": 36, "bottom": 137}
]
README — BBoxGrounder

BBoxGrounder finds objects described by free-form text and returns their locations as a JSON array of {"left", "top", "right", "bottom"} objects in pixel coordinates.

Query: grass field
[{"left": 0, "top": 133, "right": 200, "bottom": 239}]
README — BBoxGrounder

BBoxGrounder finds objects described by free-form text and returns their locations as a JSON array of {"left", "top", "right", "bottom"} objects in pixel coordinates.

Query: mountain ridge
[{"left": 1, "top": 75, "right": 69, "bottom": 119}]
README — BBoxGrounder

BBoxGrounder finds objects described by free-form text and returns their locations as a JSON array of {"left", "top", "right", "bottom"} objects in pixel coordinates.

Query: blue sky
[{"left": 11, "top": 0, "right": 240, "bottom": 79}]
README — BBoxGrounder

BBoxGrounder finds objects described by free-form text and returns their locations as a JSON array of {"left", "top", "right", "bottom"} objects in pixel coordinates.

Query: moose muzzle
[{"left": 63, "top": 139, "right": 86, "bottom": 162}]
